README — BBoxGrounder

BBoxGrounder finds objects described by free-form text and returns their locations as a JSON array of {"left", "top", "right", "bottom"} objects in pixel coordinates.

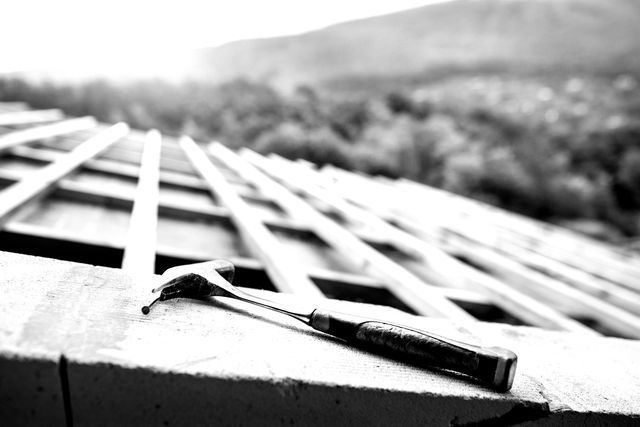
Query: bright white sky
[{"left": 1, "top": 0, "right": 442, "bottom": 79}]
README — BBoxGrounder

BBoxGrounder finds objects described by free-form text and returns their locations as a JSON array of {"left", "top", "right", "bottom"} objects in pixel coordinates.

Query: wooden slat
[
  {"left": 33, "top": 129, "right": 186, "bottom": 159},
  {"left": 319, "top": 167, "right": 640, "bottom": 339},
  {"left": 179, "top": 136, "right": 324, "bottom": 298},
  {"left": 0, "top": 167, "right": 387, "bottom": 248},
  {"left": 397, "top": 179, "right": 640, "bottom": 290},
  {"left": 210, "top": 143, "right": 475, "bottom": 322},
  {"left": 0, "top": 117, "right": 96, "bottom": 154},
  {"left": 434, "top": 233, "right": 640, "bottom": 338},
  {"left": 0, "top": 109, "right": 64, "bottom": 126},
  {"left": 375, "top": 177, "right": 640, "bottom": 301},
  {"left": 480, "top": 233, "right": 640, "bottom": 314},
  {"left": 8, "top": 144, "right": 257, "bottom": 198},
  {"left": 0, "top": 123, "right": 129, "bottom": 227},
  {"left": 317, "top": 166, "right": 640, "bottom": 314},
  {"left": 121, "top": 130, "right": 162, "bottom": 283},
  {"left": 0, "top": 101, "right": 28, "bottom": 112},
  {"left": 2, "top": 219, "right": 492, "bottom": 311},
  {"left": 415, "top": 177, "right": 638, "bottom": 265},
  {"left": 86, "top": 144, "right": 196, "bottom": 176},
  {"left": 32, "top": 135, "right": 245, "bottom": 185},
  {"left": 246, "top": 151, "right": 595, "bottom": 334},
  {"left": 0, "top": 164, "right": 493, "bottom": 311}
]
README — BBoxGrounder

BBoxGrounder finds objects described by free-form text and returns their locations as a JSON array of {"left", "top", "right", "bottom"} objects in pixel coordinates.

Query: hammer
[{"left": 142, "top": 260, "right": 517, "bottom": 392}]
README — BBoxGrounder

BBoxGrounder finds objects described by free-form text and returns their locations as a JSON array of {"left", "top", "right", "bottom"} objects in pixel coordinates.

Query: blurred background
[{"left": 2, "top": 0, "right": 639, "bottom": 245}]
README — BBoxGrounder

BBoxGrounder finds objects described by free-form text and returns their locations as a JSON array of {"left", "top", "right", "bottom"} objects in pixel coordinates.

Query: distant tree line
[{"left": 1, "top": 75, "right": 639, "bottom": 241}]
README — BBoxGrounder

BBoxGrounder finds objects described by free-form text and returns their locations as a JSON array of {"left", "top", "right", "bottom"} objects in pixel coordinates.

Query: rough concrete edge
[
  {"left": 62, "top": 354, "right": 640, "bottom": 425},
  {"left": 64, "top": 358, "right": 547, "bottom": 426},
  {"left": 66, "top": 352, "right": 531, "bottom": 405},
  {"left": 3, "top": 251, "right": 639, "bottom": 424},
  {"left": 0, "top": 349, "right": 68, "bottom": 426},
  {"left": 454, "top": 401, "right": 640, "bottom": 427}
]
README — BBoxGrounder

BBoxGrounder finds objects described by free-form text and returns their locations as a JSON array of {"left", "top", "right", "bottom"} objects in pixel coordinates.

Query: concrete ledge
[
  {"left": 1, "top": 250, "right": 639, "bottom": 425},
  {"left": 0, "top": 351, "right": 65, "bottom": 425}
]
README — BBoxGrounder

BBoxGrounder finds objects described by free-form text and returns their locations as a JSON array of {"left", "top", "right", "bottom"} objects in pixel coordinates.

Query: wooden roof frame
[{"left": 0, "top": 101, "right": 639, "bottom": 338}]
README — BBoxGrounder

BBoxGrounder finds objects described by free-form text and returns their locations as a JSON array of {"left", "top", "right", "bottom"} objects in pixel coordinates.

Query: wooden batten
[
  {"left": 431, "top": 230, "right": 640, "bottom": 339},
  {"left": 397, "top": 179, "right": 640, "bottom": 291},
  {"left": 318, "top": 167, "right": 640, "bottom": 339},
  {"left": 179, "top": 136, "right": 324, "bottom": 298},
  {"left": 8, "top": 143, "right": 245, "bottom": 196},
  {"left": 211, "top": 143, "right": 475, "bottom": 322},
  {"left": 1, "top": 104, "right": 637, "bottom": 338},
  {"left": 0, "top": 158, "right": 494, "bottom": 312},
  {"left": 0, "top": 116, "right": 97, "bottom": 154},
  {"left": 479, "top": 234, "right": 640, "bottom": 314},
  {"left": 0, "top": 165, "right": 392, "bottom": 262},
  {"left": 121, "top": 129, "right": 162, "bottom": 285},
  {"left": 0, "top": 101, "right": 29, "bottom": 111},
  {"left": 368, "top": 176, "right": 640, "bottom": 312},
  {"left": 0, "top": 122, "right": 129, "bottom": 227},
  {"left": 0, "top": 109, "right": 64, "bottom": 126},
  {"left": 2, "top": 216, "right": 492, "bottom": 312},
  {"left": 382, "top": 177, "right": 640, "bottom": 299},
  {"left": 382, "top": 179, "right": 640, "bottom": 304},
  {"left": 244, "top": 151, "right": 595, "bottom": 334}
]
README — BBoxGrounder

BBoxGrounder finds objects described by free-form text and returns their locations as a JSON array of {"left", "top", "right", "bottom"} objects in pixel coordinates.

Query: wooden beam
[
  {"left": 0, "top": 117, "right": 96, "bottom": 154},
  {"left": 0, "top": 166, "right": 387, "bottom": 247},
  {"left": 397, "top": 179, "right": 640, "bottom": 290},
  {"left": 2, "top": 136, "right": 600, "bottom": 324},
  {"left": 0, "top": 101, "right": 28, "bottom": 111},
  {"left": 2, "top": 219, "right": 492, "bottom": 312},
  {"left": 296, "top": 161, "right": 640, "bottom": 315},
  {"left": 0, "top": 123, "right": 129, "bottom": 227},
  {"left": 0, "top": 168, "right": 493, "bottom": 311},
  {"left": 319, "top": 168, "right": 640, "bottom": 339},
  {"left": 480, "top": 234, "right": 640, "bottom": 314},
  {"left": 407, "top": 177, "right": 637, "bottom": 264},
  {"left": 246, "top": 152, "right": 595, "bottom": 334},
  {"left": 210, "top": 143, "right": 475, "bottom": 322},
  {"left": 179, "top": 136, "right": 324, "bottom": 298},
  {"left": 9, "top": 144, "right": 262, "bottom": 200},
  {"left": 35, "top": 135, "right": 248, "bottom": 187},
  {"left": 367, "top": 176, "right": 640, "bottom": 304},
  {"left": 121, "top": 130, "right": 161, "bottom": 285},
  {"left": 0, "top": 109, "right": 64, "bottom": 126},
  {"left": 437, "top": 234, "right": 640, "bottom": 339}
]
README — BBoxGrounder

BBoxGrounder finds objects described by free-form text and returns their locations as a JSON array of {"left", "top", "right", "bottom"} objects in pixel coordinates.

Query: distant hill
[{"left": 187, "top": 0, "right": 640, "bottom": 87}]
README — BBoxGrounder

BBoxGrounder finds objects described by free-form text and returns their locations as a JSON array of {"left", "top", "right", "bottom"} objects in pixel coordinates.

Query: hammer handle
[{"left": 310, "top": 309, "right": 516, "bottom": 392}]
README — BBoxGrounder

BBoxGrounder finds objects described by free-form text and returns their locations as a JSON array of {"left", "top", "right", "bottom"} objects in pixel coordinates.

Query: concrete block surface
[{"left": 1, "top": 250, "right": 639, "bottom": 425}]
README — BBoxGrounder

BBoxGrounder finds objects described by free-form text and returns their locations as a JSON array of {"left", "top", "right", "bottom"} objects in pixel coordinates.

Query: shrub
[
  {"left": 326, "top": 98, "right": 371, "bottom": 141},
  {"left": 2, "top": 74, "right": 640, "bottom": 239},
  {"left": 253, "top": 122, "right": 354, "bottom": 169},
  {"left": 615, "top": 149, "right": 640, "bottom": 210}
]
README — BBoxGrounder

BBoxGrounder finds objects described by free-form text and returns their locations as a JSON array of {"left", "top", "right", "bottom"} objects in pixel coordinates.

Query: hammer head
[
  {"left": 152, "top": 259, "right": 236, "bottom": 299},
  {"left": 142, "top": 260, "right": 236, "bottom": 315}
]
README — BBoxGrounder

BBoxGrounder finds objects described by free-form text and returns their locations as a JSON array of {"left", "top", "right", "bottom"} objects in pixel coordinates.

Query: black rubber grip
[{"left": 310, "top": 309, "right": 517, "bottom": 392}]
